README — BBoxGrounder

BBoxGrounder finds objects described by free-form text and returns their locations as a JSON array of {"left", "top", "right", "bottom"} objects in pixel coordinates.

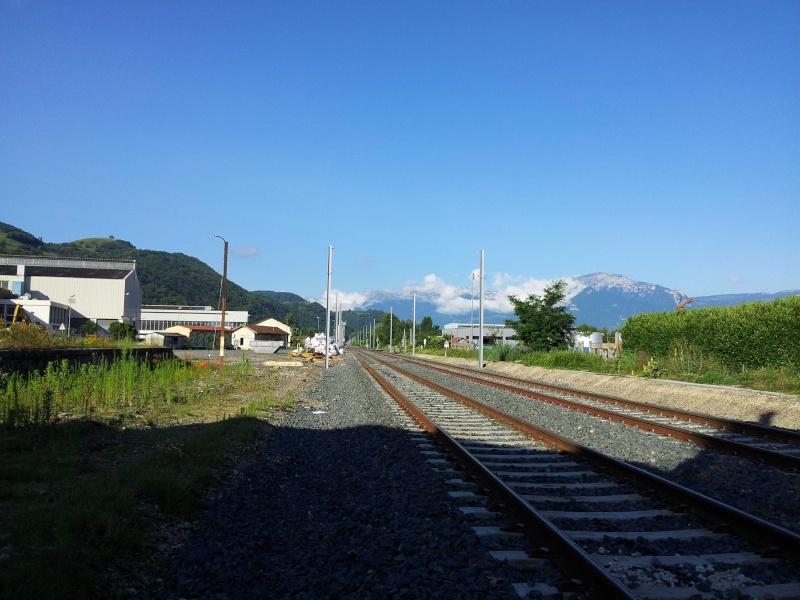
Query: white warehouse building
[
  {"left": 139, "top": 305, "right": 249, "bottom": 341},
  {"left": 0, "top": 254, "right": 141, "bottom": 334},
  {"left": 442, "top": 322, "right": 518, "bottom": 347}
]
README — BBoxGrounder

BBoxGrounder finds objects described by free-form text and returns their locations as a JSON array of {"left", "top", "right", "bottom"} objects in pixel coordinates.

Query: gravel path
[
  {"left": 142, "top": 353, "right": 800, "bottom": 599},
  {"left": 150, "top": 356, "right": 531, "bottom": 599}
]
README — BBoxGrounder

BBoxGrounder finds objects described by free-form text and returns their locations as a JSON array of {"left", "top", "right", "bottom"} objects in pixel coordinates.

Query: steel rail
[
  {"left": 401, "top": 354, "right": 800, "bottom": 444},
  {"left": 353, "top": 351, "right": 638, "bottom": 599},
  {"left": 391, "top": 353, "right": 800, "bottom": 472},
  {"left": 363, "top": 351, "right": 800, "bottom": 563}
]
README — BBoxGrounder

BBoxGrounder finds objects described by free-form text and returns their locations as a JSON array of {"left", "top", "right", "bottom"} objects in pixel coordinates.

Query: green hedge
[{"left": 620, "top": 296, "right": 800, "bottom": 370}]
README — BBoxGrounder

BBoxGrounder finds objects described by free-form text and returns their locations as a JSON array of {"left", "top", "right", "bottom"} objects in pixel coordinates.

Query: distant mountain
[
  {"left": 4, "top": 222, "right": 796, "bottom": 333},
  {"left": 253, "top": 290, "right": 308, "bottom": 303},
  {"left": 0, "top": 222, "right": 307, "bottom": 326},
  {"left": 327, "top": 273, "right": 799, "bottom": 331}
]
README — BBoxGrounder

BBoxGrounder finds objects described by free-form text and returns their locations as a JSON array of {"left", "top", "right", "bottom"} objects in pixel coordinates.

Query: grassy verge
[
  {"left": 0, "top": 355, "right": 312, "bottom": 599},
  {"left": 416, "top": 346, "right": 800, "bottom": 395}
]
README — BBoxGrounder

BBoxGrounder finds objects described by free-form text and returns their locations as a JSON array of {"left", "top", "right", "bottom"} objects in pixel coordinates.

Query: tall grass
[
  {"left": 1, "top": 355, "right": 253, "bottom": 427},
  {"left": 0, "top": 322, "right": 141, "bottom": 349},
  {"left": 415, "top": 343, "right": 800, "bottom": 394},
  {"left": 0, "top": 353, "right": 294, "bottom": 599}
]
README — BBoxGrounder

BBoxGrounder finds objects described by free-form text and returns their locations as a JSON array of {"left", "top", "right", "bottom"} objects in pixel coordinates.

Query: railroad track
[
  {"left": 388, "top": 353, "right": 800, "bottom": 472},
  {"left": 353, "top": 349, "right": 800, "bottom": 600}
]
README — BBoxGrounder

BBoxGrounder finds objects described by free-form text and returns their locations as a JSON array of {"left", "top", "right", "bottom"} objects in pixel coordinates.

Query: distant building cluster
[
  {"left": 442, "top": 322, "right": 518, "bottom": 348},
  {"left": 0, "top": 254, "right": 291, "bottom": 353}
]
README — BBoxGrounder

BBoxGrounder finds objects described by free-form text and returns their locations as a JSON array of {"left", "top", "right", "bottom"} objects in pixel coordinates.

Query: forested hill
[{"left": 0, "top": 222, "right": 314, "bottom": 325}]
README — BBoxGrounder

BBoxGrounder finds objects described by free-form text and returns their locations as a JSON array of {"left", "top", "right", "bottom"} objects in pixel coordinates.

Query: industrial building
[
  {"left": 0, "top": 254, "right": 141, "bottom": 334},
  {"left": 442, "top": 322, "right": 518, "bottom": 347},
  {"left": 139, "top": 305, "right": 249, "bottom": 347}
]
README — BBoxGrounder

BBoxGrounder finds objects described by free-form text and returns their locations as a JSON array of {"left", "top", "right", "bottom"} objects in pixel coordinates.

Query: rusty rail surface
[{"left": 392, "top": 353, "right": 800, "bottom": 472}]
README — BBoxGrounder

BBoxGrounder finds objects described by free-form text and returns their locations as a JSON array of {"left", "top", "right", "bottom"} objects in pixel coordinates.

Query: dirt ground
[
  {"left": 178, "top": 349, "right": 798, "bottom": 431},
  {"left": 414, "top": 355, "right": 800, "bottom": 431}
]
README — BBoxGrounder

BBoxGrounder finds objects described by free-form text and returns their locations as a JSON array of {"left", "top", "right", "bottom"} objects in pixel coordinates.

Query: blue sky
[{"left": 2, "top": 1, "right": 798, "bottom": 307}]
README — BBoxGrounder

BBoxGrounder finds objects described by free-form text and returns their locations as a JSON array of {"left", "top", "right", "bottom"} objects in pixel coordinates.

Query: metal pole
[
  {"left": 68, "top": 295, "right": 75, "bottom": 338},
  {"left": 478, "top": 249, "right": 485, "bottom": 368},
  {"left": 412, "top": 292, "right": 416, "bottom": 355},
  {"left": 214, "top": 235, "right": 228, "bottom": 372},
  {"left": 470, "top": 272, "right": 475, "bottom": 351},
  {"left": 389, "top": 307, "right": 393, "bottom": 353},
  {"left": 325, "top": 245, "right": 332, "bottom": 369}
]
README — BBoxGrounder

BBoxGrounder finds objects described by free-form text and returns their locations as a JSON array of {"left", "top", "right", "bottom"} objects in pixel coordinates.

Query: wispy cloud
[
  {"left": 358, "top": 255, "right": 376, "bottom": 267},
  {"left": 233, "top": 246, "right": 259, "bottom": 258},
  {"left": 314, "top": 273, "right": 575, "bottom": 317}
]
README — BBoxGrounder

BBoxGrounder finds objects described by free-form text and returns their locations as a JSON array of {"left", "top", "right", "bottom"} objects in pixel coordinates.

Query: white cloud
[
  {"left": 397, "top": 273, "right": 563, "bottom": 315},
  {"left": 402, "top": 274, "right": 472, "bottom": 314},
  {"left": 312, "top": 273, "right": 579, "bottom": 317},
  {"left": 316, "top": 289, "right": 370, "bottom": 310},
  {"left": 233, "top": 246, "right": 259, "bottom": 258}
]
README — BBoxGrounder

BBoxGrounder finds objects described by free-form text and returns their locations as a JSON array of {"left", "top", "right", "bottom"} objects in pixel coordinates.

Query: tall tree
[
  {"left": 419, "top": 316, "right": 434, "bottom": 334},
  {"left": 505, "top": 280, "right": 575, "bottom": 351}
]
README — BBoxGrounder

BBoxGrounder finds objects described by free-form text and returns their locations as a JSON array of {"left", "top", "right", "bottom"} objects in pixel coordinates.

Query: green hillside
[{"left": 0, "top": 222, "right": 305, "bottom": 325}]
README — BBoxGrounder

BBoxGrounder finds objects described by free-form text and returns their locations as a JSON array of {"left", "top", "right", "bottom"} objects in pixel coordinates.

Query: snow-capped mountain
[{"left": 320, "top": 273, "right": 798, "bottom": 330}]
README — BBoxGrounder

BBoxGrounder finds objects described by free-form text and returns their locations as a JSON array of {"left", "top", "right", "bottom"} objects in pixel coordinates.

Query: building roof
[
  {"left": 0, "top": 265, "right": 131, "bottom": 279},
  {"left": 0, "top": 255, "right": 136, "bottom": 279},
  {"left": 165, "top": 325, "right": 232, "bottom": 333},
  {"left": 234, "top": 325, "right": 288, "bottom": 335}
]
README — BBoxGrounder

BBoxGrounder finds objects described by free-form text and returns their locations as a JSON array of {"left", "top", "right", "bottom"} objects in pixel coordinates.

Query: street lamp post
[
  {"left": 214, "top": 235, "right": 228, "bottom": 372},
  {"left": 68, "top": 295, "right": 75, "bottom": 338}
]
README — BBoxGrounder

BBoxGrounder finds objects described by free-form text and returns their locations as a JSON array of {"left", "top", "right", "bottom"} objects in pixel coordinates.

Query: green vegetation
[
  {"left": 506, "top": 279, "right": 575, "bottom": 351},
  {"left": 620, "top": 296, "right": 800, "bottom": 371},
  {"left": 417, "top": 296, "right": 800, "bottom": 395},
  {"left": 0, "top": 323, "right": 137, "bottom": 350},
  {"left": 108, "top": 321, "right": 138, "bottom": 341},
  {"left": 0, "top": 353, "right": 303, "bottom": 599}
]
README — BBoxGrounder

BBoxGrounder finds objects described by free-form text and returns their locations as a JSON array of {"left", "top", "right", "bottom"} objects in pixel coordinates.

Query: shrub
[{"left": 621, "top": 296, "right": 800, "bottom": 371}]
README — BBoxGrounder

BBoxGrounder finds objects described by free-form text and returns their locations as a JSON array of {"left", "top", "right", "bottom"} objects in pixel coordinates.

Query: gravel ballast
[
  {"left": 393, "top": 356, "right": 800, "bottom": 537},
  {"left": 152, "top": 357, "right": 532, "bottom": 599},
  {"left": 144, "top": 353, "right": 800, "bottom": 599}
]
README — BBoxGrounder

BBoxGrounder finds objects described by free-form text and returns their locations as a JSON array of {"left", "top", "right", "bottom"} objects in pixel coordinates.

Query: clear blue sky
[{"left": 2, "top": 1, "right": 798, "bottom": 305}]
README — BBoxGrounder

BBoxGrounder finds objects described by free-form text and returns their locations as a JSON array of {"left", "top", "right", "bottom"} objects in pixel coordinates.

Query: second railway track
[
  {"left": 390, "top": 353, "right": 800, "bottom": 472},
  {"left": 354, "top": 349, "right": 800, "bottom": 599}
]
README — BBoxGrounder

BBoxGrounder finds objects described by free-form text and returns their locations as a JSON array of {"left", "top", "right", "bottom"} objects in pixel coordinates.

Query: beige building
[
  {"left": 253, "top": 317, "right": 292, "bottom": 344},
  {"left": 232, "top": 324, "right": 290, "bottom": 353},
  {"left": 0, "top": 254, "right": 141, "bottom": 334},
  {"left": 162, "top": 325, "right": 232, "bottom": 350}
]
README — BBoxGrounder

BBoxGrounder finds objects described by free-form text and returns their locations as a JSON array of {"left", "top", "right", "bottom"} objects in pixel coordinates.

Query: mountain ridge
[
  {"left": 318, "top": 272, "right": 799, "bottom": 330},
  {"left": 2, "top": 222, "right": 796, "bottom": 332}
]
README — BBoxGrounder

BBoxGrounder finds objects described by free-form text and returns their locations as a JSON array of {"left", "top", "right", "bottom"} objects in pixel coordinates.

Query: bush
[
  {"left": 621, "top": 297, "right": 800, "bottom": 371},
  {"left": 0, "top": 323, "right": 57, "bottom": 349}
]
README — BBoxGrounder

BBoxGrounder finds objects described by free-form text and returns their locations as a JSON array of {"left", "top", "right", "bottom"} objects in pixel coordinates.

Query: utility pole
[
  {"left": 325, "top": 245, "right": 332, "bottom": 369},
  {"left": 214, "top": 235, "right": 228, "bottom": 372},
  {"left": 470, "top": 272, "right": 475, "bottom": 351},
  {"left": 478, "top": 249, "right": 485, "bottom": 369},
  {"left": 412, "top": 292, "right": 416, "bottom": 355},
  {"left": 389, "top": 307, "right": 393, "bottom": 354}
]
